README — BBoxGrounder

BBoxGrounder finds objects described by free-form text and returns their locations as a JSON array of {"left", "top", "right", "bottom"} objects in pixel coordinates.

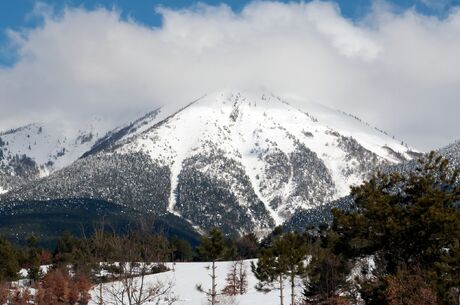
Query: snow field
[{"left": 90, "top": 260, "right": 303, "bottom": 305}]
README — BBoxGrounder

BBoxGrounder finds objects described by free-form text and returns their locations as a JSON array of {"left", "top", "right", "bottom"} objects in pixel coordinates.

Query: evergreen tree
[
  {"left": 252, "top": 232, "right": 308, "bottom": 305},
  {"left": 283, "top": 233, "right": 309, "bottom": 305},
  {"left": 196, "top": 228, "right": 227, "bottom": 305},
  {"left": 252, "top": 244, "right": 287, "bottom": 305},
  {"left": 331, "top": 153, "right": 460, "bottom": 304},
  {"left": 302, "top": 245, "right": 350, "bottom": 304},
  {"left": 171, "top": 237, "right": 193, "bottom": 262},
  {"left": 0, "top": 236, "right": 20, "bottom": 281},
  {"left": 235, "top": 233, "right": 259, "bottom": 259},
  {"left": 26, "top": 234, "right": 41, "bottom": 283}
]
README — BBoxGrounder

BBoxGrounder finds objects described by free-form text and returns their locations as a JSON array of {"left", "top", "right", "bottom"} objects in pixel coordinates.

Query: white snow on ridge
[
  {"left": 115, "top": 90, "right": 415, "bottom": 225},
  {"left": 283, "top": 95, "right": 413, "bottom": 162}
]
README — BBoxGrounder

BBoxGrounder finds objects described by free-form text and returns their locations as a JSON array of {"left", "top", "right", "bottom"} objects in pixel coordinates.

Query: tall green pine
[
  {"left": 252, "top": 232, "right": 308, "bottom": 305},
  {"left": 196, "top": 228, "right": 227, "bottom": 305}
]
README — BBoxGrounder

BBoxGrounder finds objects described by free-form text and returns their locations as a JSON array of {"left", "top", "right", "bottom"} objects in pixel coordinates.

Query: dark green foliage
[
  {"left": 53, "top": 231, "right": 172, "bottom": 265},
  {"left": 302, "top": 244, "right": 351, "bottom": 304},
  {"left": 0, "top": 198, "right": 201, "bottom": 248},
  {"left": 25, "top": 235, "right": 41, "bottom": 282},
  {"left": 171, "top": 237, "right": 194, "bottom": 262},
  {"left": 332, "top": 153, "right": 460, "bottom": 304},
  {"left": 252, "top": 231, "right": 309, "bottom": 305},
  {"left": 0, "top": 236, "right": 20, "bottom": 281},
  {"left": 196, "top": 228, "right": 227, "bottom": 262},
  {"left": 196, "top": 228, "right": 227, "bottom": 305},
  {"left": 53, "top": 232, "right": 89, "bottom": 266},
  {"left": 223, "top": 238, "right": 238, "bottom": 260},
  {"left": 234, "top": 233, "right": 259, "bottom": 259}
]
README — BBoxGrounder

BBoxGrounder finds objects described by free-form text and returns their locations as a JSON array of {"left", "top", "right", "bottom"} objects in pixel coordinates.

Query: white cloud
[{"left": 0, "top": 1, "right": 459, "bottom": 150}]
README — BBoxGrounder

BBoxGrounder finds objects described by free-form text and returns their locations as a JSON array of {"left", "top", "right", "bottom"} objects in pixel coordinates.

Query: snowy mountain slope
[
  {"left": 381, "top": 138, "right": 459, "bottom": 176},
  {"left": 0, "top": 121, "right": 109, "bottom": 191},
  {"left": 440, "top": 139, "right": 460, "bottom": 168},
  {"left": 0, "top": 90, "right": 417, "bottom": 235},
  {"left": 0, "top": 103, "right": 177, "bottom": 193},
  {"left": 115, "top": 91, "right": 414, "bottom": 220},
  {"left": 285, "top": 139, "right": 460, "bottom": 231}
]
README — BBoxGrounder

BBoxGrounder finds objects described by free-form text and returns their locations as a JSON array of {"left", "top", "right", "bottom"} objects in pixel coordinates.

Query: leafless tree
[
  {"left": 102, "top": 275, "right": 176, "bottom": 305},
  {"left": 196, "top": 262, "right": 220, "bottom": 304},
  {"left": 222, "top": 261, "right": 248, "bottom": 296},
  {"left": 97, "top": 232, "right": 176, "bottom": 305}
]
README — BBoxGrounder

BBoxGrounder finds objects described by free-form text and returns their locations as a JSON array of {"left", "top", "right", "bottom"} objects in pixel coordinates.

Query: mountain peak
[{"left": 1, "top": 91, "right": 421, "bottom": 235}]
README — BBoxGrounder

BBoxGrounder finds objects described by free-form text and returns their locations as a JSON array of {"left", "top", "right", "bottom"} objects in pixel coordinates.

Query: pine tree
[
  {"left": 331, "top": 153, "right": 460, "bottom": 303},
  {"left": 283, "top": 232, "right": 308, "bottom": 305},
  {"left": 302, "top": 245, "right": 350, "bottom": 304},
  {"left": 196, "top": 228, "right": 227, "bottom": 305},
  {"left": 252, "top": 245, "right": 287, "bottom": 305},
  {"left": 252, "top": 232, "right": 308, "bottom": 305},
  {"left": 26, "top": 235, "right": 41, "bottom": 283},
  {"left": 171, "top": 237, "right": 193, "bottom": 262},
  {"left": 0, "top": 236, "right": 20, "bottom": 281}
]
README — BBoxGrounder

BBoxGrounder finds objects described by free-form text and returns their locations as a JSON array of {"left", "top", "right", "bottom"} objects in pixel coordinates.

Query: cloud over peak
[{"left": 0, "top": 1, "right": 459, "bottom": 150}]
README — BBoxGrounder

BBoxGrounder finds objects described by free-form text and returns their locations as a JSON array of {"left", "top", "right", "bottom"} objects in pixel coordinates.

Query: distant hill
[{"left": 0, "top": 198, "right": 201, "bottom": 248}]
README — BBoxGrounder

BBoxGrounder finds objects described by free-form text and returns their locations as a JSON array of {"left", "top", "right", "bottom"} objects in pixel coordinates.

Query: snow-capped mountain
[
  {"left": 0, "top": 106, "right": 172, "bottom": 194},
  {"left": 0, "top": 91, "right": 417, "bottom": 235},
  {"left": 0, "top": 120, "right": 113, "bottom": 192}
]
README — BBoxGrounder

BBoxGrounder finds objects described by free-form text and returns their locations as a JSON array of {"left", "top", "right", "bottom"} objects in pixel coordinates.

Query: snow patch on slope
[{"left": 0, "top": 186, "right": 7, "bottom": 195}]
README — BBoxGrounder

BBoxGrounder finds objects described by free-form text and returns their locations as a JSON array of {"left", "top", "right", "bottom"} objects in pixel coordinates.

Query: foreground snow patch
[{"left": 90, "top": 260, "right": 300, "bottom": 305}]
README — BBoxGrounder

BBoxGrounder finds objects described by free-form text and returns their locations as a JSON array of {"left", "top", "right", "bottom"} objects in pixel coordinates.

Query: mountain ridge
[{"left": 0, "top": 90, "right": 418, "bottom": 235}]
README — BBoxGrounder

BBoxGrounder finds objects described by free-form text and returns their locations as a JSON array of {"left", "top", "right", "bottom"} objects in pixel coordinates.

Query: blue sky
[{"left": 0, "top": 0, "right": 459, "bottom": 66}]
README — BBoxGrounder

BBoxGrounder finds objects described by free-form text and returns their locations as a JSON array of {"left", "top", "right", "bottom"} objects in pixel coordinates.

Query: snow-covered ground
[{"left": 90, "top": 260, "right": 301, "bottom": 305}]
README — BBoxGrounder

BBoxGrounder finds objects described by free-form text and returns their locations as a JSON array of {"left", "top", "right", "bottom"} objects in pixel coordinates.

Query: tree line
[
  {"left": 0, "top": 221, "right": 259, "bottom": 304},
  {"left": 0, "top": 152, "right": 459, "bottom": 305}
]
